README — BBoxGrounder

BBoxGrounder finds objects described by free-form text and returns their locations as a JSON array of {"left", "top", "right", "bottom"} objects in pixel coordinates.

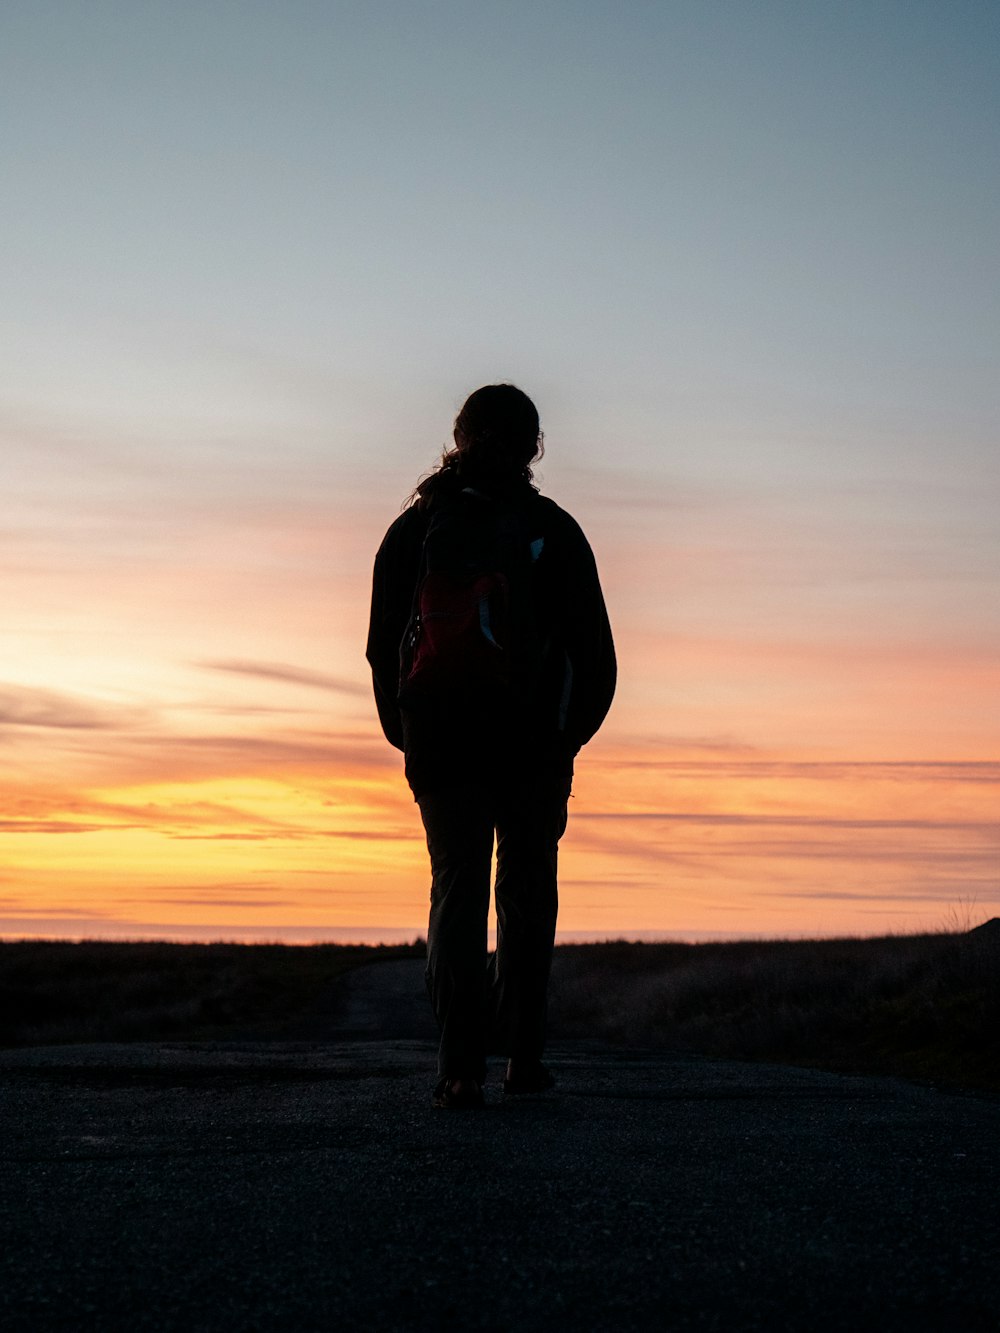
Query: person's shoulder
[
  {"left": 534, "top": 493, "right": 572, "bottom": 522},
  {"left": 376, "top": 502, "right": 427, "bottom": 554},
  {"left": 533, "top": 493, "right": 591, "bottom": 546},
  {"left": 384, "top": 504, "right": 425, "bottom": 535}
]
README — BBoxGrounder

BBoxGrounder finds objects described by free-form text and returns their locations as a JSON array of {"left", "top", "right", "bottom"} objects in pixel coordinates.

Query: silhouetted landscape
[
  {"left": 549, "top": 924, "right": 999, "bottom": 1093},
  {"left": 1, "top": 925, "right": 997, "bottom": 1093}
]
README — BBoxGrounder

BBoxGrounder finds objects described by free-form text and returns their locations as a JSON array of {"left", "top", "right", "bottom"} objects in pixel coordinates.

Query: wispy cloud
[
  {"left": 2, "top": 795, "right": 305, "bottom": 841},
  {"left": 121, "top": 880, "right": 297, "bottom": 900},
  {"left": 150, "top": 731, "right": 395, "bottom": 777},
  {"left": 148, "top": 897, "right": 289, "bottom": 908},
  {"left": 7, "top": 727, "right": 396, "bottom": 786},
  {"left": 773, "top": 887, "right": 1000, "bottom": 904},
  {"left": 0, "top": 772, "right": 414, "bottom": 846},
  {"left": 574, "top": 811, "right": 998, "bottom": 833},
  {"left": 198, "top": 659, "right": 368, "bottom": 697},
  {"left": 0, "top": 684, "right": 143, "bottom": 731},
  {"left": 592, "top": 751, "right": 1000, "bottom": 785},
  {"left": 0, "top": 819, "right": 144, "bottom": 835}
]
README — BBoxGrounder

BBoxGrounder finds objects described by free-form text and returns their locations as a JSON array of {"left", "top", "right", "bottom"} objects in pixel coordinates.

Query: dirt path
[{"left": 333, "top": 956, "right": 437, "bottom": 1040}]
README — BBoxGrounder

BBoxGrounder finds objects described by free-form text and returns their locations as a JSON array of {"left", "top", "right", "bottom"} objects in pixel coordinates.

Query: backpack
[{"left": 398, "top": 488, "right": 544, "bottom": 711}]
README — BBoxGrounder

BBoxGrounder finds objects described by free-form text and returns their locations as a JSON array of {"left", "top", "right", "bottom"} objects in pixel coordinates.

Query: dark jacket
[{"left": 366, "top": 468, "right": 616, "bottom": 796}]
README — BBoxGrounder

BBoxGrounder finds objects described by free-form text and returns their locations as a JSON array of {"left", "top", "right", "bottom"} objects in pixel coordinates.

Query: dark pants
[{"left": 417, "top": 776, "right": 572, "bottom": 1081}]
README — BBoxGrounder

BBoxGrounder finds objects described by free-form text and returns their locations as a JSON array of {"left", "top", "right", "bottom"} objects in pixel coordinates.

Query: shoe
[
  {"left": 432, "top": 1077, "right": 485, "bottom": 1109},
  {"left": 503, "top": 1060, "right": 556, "bottom": 1096}
]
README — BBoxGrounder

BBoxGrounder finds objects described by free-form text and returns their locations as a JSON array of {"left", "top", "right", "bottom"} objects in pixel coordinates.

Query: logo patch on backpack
[{"left": 398, "top": 490, "right": 541, "bottom": 709}]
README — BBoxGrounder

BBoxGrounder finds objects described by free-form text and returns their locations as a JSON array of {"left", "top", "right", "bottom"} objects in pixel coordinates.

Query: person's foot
[
  {"left": 503, "top": 1059, "right": 555, "bottom": 1095},
  {"left": 432, "top": 1077, "right": 485, "bottom": 1109}
]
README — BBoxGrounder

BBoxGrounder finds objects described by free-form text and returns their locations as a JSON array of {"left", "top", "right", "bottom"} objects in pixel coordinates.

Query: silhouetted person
[{"left": 367, "top": 385, "right": 615, "bottom": 1106}]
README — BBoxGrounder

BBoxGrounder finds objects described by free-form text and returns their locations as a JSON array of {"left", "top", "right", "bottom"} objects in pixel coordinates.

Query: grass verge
[
  {"left": 548, "top": 925, "right": 1000, "bottom": 1094},
  {"left": 2, "top": 927, "right": 996, "bottom": 1094},
  {"left": 0, "top": 939, "right": 424, "bottom": 1045}
]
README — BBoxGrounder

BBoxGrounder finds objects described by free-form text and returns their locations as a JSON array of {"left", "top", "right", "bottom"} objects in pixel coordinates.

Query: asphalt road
[{"left": 2, "top": 960, "right": 997, "bottom": 1331}]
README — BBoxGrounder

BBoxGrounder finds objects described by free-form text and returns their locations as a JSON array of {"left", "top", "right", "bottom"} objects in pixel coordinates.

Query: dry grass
[
  {"left": 0, "top": 939, "right": 423, "bottom": 1046},
  {"left": 2, "top": 926, "right": 997, "bottom": 1094},
  {"left": 549, "top": 924, "right": 1000, "bottom": 1093}
]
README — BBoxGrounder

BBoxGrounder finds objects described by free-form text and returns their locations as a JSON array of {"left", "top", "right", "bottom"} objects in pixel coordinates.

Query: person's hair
[{"left": 413, "top": 384, "right": 544, "bottom": 503}]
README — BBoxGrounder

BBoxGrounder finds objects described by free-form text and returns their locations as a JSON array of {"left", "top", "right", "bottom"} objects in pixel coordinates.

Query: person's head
[
  {"left": 451, "top": 383, "right": 543, "bottom": 480},
  {"left": 411, "top": 383, "right": 544, "bottom": 505}
]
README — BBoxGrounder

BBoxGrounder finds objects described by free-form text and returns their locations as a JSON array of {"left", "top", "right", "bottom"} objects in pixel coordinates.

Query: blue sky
[{"left": 5, "top": 1, "right": 997, "bottom": 451}]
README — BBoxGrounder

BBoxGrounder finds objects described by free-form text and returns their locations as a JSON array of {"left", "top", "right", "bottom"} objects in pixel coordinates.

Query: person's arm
[
  {"left": 366, "top": 510, "right": 423, "bottom": 751},
  {"left": 552, "top": 510, "right": 616, "bottom": 750},
  {"left": 569, "top": 535, "right": 616, "bottom": 748}
]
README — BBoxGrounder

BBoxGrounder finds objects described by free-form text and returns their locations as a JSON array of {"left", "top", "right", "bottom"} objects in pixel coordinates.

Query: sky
[{"left": 2, "top": 0, "right": 998, "bottom": 942}]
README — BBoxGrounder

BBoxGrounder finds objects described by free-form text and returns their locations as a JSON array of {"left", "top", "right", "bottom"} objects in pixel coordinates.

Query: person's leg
[
  {"left": 418, "top": 786, "right": 495, "bottom": 1085},
  {"left": 489, "top": 775, "right": 572, "bottom": 1068}
]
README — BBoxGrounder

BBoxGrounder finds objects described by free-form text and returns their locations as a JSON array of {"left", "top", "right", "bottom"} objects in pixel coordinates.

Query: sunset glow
[{"left": 3, "top": 3, "right": 998, "bottom": 941}]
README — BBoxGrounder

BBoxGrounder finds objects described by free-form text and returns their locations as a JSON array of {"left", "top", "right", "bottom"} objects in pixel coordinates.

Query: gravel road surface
[{"left": 2, "top": 959, "right": 997, "bottom": 1330}]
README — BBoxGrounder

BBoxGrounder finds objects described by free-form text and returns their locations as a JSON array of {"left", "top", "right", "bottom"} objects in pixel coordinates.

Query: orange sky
[
  {"left": 3, "top": 459, "right": 997, "bottom": 942},
  {"left": 3, "top": 5, "right": 998, "bottom": 941}
]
